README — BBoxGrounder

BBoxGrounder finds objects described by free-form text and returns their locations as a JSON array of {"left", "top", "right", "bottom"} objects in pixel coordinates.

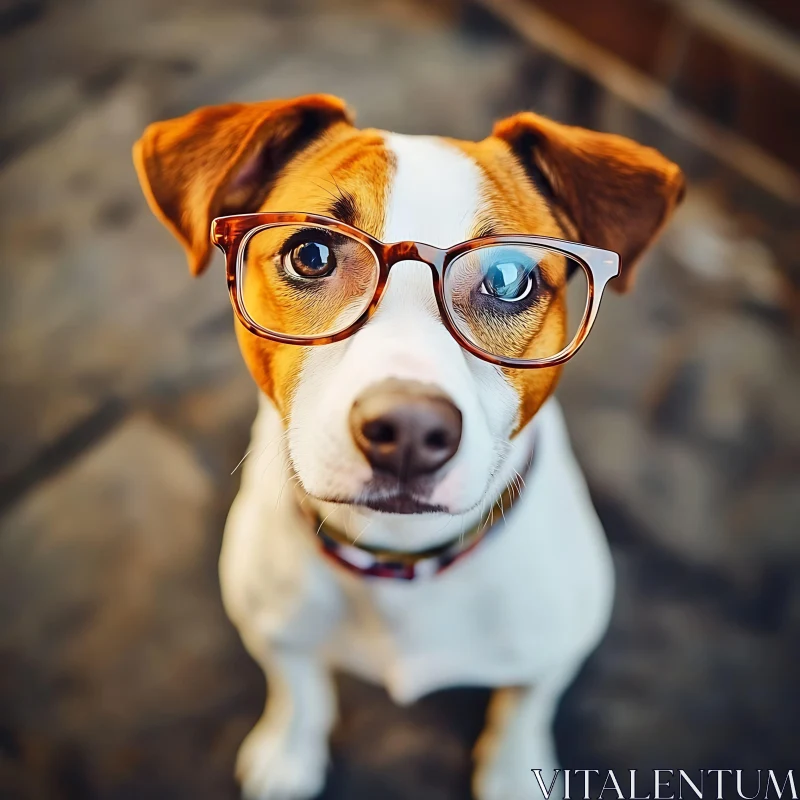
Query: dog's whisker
[
  {"left": 310, "top": 179, "right": 341, "bottom": 205},
  {"left": 314, "top": 172, "right": 340, "bottom": 191},
  {"left": 434, "top": 514, "right": 453, "bottom": 537},
  {"left": 248, "top": 428, "right": 289, "bottom": 474},
  {"left": 315, "top": 510, "right": 336, "bottom": 538},
  {"left": 254, "top": 426, "right": 288, "bottom": 457},
  {"left": 325, "top": 169, "right": 349, "bottom": 207},
  {"left": 468, "top": 491, "right": 490, "bottom": 546},
  {"left": 275, "top": 472, "right": 295, "bottom": 511},
  {"left": 281, "top": 467, "right": 309, "bottom": 510},
  {"left": 257, "top": 429, "right": 291, "bottom": 481},
  {"left": 230, "top": 449, "right": 253, "bottom": 475},
  {"left": 276, "top": 465, "right": 305, "bottom": 511},
  {"left": 273, "top": 444, "right": 300, "bottom": 510},
  {"left": 255, "top": 445, "right": 278, "bottom": 481},
  {"left": 351, "top": 518, "right": 373, "bottom": 545}
]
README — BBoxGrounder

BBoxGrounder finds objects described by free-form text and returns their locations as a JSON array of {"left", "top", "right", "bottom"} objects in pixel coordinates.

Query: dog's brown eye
[{"left": 285, "top": 241, "right": 336, "bottom": 279}]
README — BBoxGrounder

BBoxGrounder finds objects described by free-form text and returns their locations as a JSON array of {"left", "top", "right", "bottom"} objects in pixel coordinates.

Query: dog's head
[{"left": 134, "top": 94, "right": 683, "bottom": 521}]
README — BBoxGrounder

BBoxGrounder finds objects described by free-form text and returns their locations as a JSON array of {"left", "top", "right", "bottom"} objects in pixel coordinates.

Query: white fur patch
[{"left": 383, "top": 133, "right": 484, "bottom": 248}]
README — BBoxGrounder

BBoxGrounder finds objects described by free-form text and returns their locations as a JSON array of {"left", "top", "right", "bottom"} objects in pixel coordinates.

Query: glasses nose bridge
[{"left": 385, "top": 241, "right": 446, "bottom": 276}]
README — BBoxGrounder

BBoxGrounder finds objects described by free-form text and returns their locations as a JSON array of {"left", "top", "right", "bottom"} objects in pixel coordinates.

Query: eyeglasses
[{"left": 210, "top": 212, "right": 620, "bottom": 368}]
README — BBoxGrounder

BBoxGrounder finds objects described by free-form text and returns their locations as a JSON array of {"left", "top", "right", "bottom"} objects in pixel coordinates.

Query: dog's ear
[
  {"left": 493, "top": 112, "right": 685, "bottom": 292},
  {"left": 133, "top": 94, "right": 353, "bottom": 276}
]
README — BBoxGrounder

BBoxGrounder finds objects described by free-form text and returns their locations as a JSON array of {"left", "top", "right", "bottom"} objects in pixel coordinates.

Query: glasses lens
[
  {"left": 239, "top": 224, "right": 379, "bottom": 338},
  {"left": 443, "top": 243, "right": 589, "bottom": 362}
]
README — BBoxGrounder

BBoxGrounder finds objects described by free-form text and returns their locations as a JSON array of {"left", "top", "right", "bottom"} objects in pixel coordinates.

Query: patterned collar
[{"left": 309, "top": 438, "right": 537, "bottom": 581}]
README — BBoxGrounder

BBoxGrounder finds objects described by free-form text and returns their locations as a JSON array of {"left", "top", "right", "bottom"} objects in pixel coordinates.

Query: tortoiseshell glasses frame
[{"left": 210, "top": 212, "right": 620, "bottom": 369}]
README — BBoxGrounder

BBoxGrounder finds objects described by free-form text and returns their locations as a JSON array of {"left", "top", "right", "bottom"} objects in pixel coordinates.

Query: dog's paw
[
  {"left": 475, "top": 766, "right": 562, "bottom": 800},
  {"left": 474, "top": 737, "right": 561, "bottom": 800},
  {"left": 236, "top": 720, "right": 328, "bottom": 800}
]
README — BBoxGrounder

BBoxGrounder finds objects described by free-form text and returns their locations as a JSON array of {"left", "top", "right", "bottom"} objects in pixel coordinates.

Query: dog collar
[{"left": 309, "top": 438, "right": 537, "bottom": 581}]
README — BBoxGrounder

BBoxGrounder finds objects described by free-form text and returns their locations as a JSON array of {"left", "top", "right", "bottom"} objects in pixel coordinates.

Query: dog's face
[{"left": 135, "top": 95, "right": 683, "bottom": 517}]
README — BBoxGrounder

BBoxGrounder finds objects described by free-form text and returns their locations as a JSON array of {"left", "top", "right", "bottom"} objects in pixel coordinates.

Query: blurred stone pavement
[{"left": 0, "top": 0, "right": 798, "bottom": 798}]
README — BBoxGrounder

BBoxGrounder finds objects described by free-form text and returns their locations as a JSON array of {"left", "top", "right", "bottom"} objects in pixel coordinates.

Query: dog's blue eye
[
  {"left": 287, "top": 241, "right": 336, "bottom": 278},
  {"left": 479, "top": 257, "right": 534, "bottom": 302}
]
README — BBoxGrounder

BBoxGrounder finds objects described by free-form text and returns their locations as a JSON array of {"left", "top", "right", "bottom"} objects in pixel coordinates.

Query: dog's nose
[{"left": 349, "top": 379, "right": 462, "bottom": 480}]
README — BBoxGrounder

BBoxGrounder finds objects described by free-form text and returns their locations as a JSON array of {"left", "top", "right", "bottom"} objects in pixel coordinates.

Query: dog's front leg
[
  {"left": 235, "top": 634, "right": 335, "bottom": 800},
  {"left": 473, "top": 668, "right": 577, "bottom": 800}
]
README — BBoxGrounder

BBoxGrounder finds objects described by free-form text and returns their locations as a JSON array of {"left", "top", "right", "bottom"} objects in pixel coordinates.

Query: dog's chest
[{"left": 322, "top": 527, "right": 573, "bottom": 704}]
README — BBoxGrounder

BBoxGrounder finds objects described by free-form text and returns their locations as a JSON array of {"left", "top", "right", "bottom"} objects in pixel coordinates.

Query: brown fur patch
[
  {"left": 133, "top": 94, "right": 353, "bottom": 276},
  {"left": 492, "top": 111, "right": 685, "bottom": 293}
]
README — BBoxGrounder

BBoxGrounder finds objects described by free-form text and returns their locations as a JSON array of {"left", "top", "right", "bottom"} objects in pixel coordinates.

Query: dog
[{"left": 133, "top": 94, "right": 684, "bottom": 800}]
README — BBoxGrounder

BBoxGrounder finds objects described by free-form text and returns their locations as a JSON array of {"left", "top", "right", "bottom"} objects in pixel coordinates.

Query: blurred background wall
[{"left": 0, "top": 0, "right": 798, "bottom": 798}]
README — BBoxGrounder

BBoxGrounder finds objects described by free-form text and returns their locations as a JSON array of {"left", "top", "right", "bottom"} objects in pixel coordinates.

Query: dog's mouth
[
  {"left": 310, "top": 482, "right": 449, "bottom": 515},
  {"left": 301, "top": 463, "right": 495, "bottom": 517},
  {"left": 357, "top": 491, "right": 447, "bottom": 515},
  {"left": 349, "top": 472, "right": 452, "bottom": 514}
]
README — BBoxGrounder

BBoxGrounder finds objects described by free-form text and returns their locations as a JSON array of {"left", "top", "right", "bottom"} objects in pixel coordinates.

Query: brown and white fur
[{"left": 134, "top": 94, "right": 684, "bottom": 800}]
